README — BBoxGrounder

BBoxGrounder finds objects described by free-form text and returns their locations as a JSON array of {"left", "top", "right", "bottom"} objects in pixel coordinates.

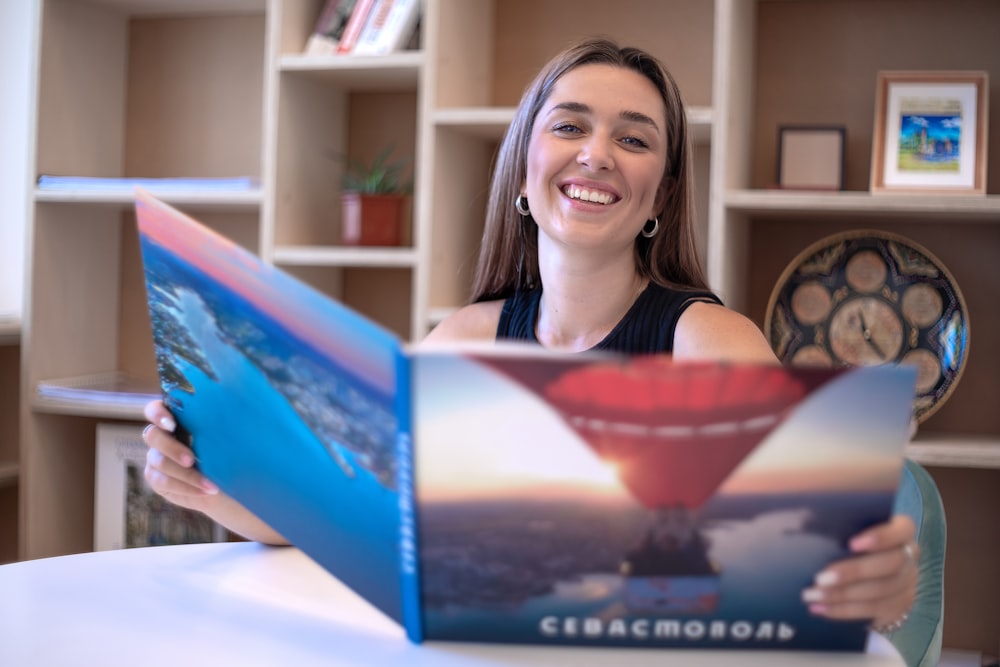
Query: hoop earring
[
  {"left": 515, "top": 194, "right": 530, "bottom": 217},
  {"left": 641, "top": 217, "right": 660, "bottom": 238}
]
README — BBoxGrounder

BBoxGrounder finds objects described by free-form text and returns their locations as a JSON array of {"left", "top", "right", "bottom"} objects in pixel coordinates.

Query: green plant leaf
[{"left": 330, "top": 143, "right": 412, "bottom": 195}]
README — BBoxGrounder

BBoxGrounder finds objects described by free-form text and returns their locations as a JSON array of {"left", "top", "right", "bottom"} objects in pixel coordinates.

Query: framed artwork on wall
[
  {"left": 870, "top": 70, "right": 989, "bottom": 195},
  {"left": 776, "top": 125, "right": 846, "bottom": 190},
  {"left": 94, "top": 423, "right": 231, "bottom": 550}
]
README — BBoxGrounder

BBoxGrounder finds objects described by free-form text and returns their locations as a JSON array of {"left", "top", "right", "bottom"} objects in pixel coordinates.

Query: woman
[{"left": 144, "top": 38, "right": 917, "bottom": 634}]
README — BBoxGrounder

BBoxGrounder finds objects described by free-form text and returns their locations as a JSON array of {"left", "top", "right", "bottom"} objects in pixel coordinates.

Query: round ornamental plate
[{"left": 764, "top": 229, "right": 969, "bottom": 423}]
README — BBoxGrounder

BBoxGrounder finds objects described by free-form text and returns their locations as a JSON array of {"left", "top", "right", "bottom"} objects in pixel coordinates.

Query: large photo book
[{"left": 135, "top": 190, "right": 917, "bottom": 651}]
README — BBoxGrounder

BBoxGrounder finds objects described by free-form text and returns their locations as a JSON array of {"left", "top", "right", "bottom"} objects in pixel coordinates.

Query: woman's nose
[{"left": 577, "top": 135, "right": 614, "bottom": 171}]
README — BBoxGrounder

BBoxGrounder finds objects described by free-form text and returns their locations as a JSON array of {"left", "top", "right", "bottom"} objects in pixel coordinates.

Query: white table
[{"left": 0, "top": 542, "right": 905, "bottom": 666}]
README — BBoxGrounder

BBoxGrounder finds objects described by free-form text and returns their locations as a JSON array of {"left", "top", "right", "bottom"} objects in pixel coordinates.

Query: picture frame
[
  {"left": 776, "top": 125, "right": 846, "bottom": 190},
  {"left": 870, "top": 70, "right": 989, "bottom": 195},
  {"left": 94, "top": 423, "right": 230, "bottom": 550}
]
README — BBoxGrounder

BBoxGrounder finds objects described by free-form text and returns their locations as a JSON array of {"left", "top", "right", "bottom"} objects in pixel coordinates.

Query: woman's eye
[
  {"left": 553, "top": 123, "right": 582, "bottom": 134},
  {"left": 621, "top": 135, "right": 650, "bottom": 149}
]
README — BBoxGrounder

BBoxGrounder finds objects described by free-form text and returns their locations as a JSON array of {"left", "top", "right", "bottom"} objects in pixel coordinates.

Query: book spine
[
  {"left": 395, "top": 349, "right": 422, "bottom": 642},
  {"left": 376, "top": 0, "right": 421, "bottom": 54},
  {"left": 352, "top": 0, "right": 394, "bottom": 55},
  {"left": 336, "top": 0, "right": 378, "bottom": 54}
]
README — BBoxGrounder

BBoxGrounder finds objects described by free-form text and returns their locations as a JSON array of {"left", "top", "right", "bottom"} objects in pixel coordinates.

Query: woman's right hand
[
  {"left": 142, "top": 399, "right": 221, "bottom": 513},
  {"left": 142, "top": 399, "right": 289, "bottom": 545}
]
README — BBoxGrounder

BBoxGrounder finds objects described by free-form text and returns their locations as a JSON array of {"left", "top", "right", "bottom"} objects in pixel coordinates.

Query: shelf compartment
[
  {"left": 907, "top": 435, "right": 1000, "bottom": 470},
  {"left": 432, "top": 107, "right": 515, "bottom": 140},
  {"left": 279, "top": 52, "right": 423, "bottom": 90},
  {"left": 32, "top": 371, "right": 158, "bottom": 420},
  {"left": 726, "top": 190, "right": 1000, "bottom": 221},
  {"left": 0, "top": 318, "right": 20, "bottom": 345},
  {"left": 82, "top": 0, "right": 266, "bottom": 14},
  {"left": 431, "top": 106, "right": 713, "bottom": 144},
  {"left": 35, "top": 187, "right": 262, "bottom": 211},
  {"left": 273, "top": 245, "right": 418, "bottom": 268}
]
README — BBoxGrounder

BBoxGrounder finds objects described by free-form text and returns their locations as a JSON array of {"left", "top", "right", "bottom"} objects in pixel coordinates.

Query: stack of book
[{"left": 303, "top": 0, "right": 421, "bottom": 56}]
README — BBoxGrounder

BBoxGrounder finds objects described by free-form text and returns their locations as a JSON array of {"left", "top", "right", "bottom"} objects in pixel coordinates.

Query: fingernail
[
  {"left": 802, "top": 587, "right": 825, "bottom": 603},
  {"left": 201, "top": 479, "right": 219, "bottom": 495},
  {"left": 808, "top": 603, "right": 828, "bottom": 615},
  {"left": 160, "top": 415, "right": 176, "bottom": 432},
  {"left": 179, "top": 452, "right": 194, "bottom": 467},
  {"left": 815, "top": 570, "right": 839, "bottom": 587},
  {"left": 850, "top": 534, "right": 875, "bottom": 551}
]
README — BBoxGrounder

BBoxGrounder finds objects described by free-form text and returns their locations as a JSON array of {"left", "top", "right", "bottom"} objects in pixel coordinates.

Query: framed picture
[
  {"left": 776, "top": 125, "right": 846, "bottom": 190},
  {"left": 94, "top": 423, "right": 230, "bottom": 550},
  {"left": 870, "top": 70, "right": 988, "bottom": 194}
]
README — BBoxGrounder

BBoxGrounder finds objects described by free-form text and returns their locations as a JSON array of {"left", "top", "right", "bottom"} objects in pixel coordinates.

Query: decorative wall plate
[{"left": 764, "top": 229, "right": 969, "bottom": 423}]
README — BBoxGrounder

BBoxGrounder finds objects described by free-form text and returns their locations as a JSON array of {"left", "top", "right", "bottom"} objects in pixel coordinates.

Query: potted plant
[{"left": 338, "top": 145, "right": 412, "bottom": 247}]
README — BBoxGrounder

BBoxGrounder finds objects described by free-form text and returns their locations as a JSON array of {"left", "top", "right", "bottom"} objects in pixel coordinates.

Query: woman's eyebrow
[
  {"left": 620, "top": 109, "right": 661, "bottom": 133},
  {"left": 549, "top": 101, "right": 660, "bottom": 133}
]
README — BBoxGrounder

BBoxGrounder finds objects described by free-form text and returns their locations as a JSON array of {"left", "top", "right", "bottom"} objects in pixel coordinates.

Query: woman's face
[{"left": 524, "top": 63, "right": 668, "bottom": 252}]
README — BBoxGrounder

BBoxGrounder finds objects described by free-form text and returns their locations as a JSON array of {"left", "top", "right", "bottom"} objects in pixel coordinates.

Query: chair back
[{"left": 888, "top": 458, "right": 947, "bottom": 667}]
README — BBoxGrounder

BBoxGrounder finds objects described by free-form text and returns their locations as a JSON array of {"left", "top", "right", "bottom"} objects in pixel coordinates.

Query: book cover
[
  {"left": 135, "top": 189, "right": 413, "bottom": 632},
  {"left": 303, "top": 0, "right": 359, "bottom": 55},
  {"left": 336, "top": 0, "right": 378, "bottom": 54},
  {"left": 135, "top": 191, "right": 917, "bottom": 651},
  {"left": 352, "top": 0, "right": 421, "bottom": 56},
  {"left": 411, "top": 352, "right": 913, "bottom": 649}
]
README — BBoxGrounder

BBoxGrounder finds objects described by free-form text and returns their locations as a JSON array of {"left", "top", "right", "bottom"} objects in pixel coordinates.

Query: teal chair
[{"left": 887, "top": 459, "right": 947, "bottom": 667}]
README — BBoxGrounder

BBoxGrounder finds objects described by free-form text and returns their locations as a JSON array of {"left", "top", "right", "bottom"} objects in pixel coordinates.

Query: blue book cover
[
  {"left": 135, "top": 190, "right": 420, "bottom": 639},
  {"left": 135, "top": 191, "right": 917, "bottom": 652}
]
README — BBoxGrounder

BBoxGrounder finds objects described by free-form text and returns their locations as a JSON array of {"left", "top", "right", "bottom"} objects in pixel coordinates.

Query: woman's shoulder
[
  {"left": 672, "top": 301, "right": 778, "bottom": 363},
  {"left": 421, "top": 300, "right": 505, "bottom": 344}
]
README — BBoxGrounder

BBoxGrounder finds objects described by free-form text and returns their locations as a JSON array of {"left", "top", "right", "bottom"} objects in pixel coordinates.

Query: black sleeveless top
[{"left": 496, "top": 283, "right": 722, "bottom": 354}]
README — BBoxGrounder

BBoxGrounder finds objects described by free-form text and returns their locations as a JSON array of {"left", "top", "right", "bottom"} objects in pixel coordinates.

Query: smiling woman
[{"left": 141, "top": 37, "right": 921, "bottom": 638}]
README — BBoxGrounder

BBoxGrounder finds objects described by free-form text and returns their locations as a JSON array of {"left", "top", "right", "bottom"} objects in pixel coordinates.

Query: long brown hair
[{"left": 469, "top": 37, "right": 709, "bottom": 303}]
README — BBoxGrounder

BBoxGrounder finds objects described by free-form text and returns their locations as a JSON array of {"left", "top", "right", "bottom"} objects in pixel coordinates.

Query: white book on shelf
[
  {"left": 94, "top": 423, "right": 229, "bottom": 551},
  {"left": 352, "top": 0, "right": 420, "bottom": 55},
  {"left": 36, "top": 175, "right": 259, "bottom": 192}
]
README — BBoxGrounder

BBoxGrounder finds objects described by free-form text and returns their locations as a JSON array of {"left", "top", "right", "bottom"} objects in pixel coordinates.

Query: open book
[{"left": 135, "top": 190, "right": 917, "bottom": 651}]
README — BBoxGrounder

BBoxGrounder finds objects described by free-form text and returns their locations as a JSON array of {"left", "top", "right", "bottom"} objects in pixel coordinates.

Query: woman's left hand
[{"left": 802, "top": 514, "right": 918, "bottom": 630}]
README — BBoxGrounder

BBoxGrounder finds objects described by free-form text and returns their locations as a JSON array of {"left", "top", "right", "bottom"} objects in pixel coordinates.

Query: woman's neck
[{"left": 535, "top": 247, "right": 647, "bottom": 352}]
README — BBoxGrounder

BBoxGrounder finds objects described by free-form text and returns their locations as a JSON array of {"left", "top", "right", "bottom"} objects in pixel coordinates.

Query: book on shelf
[
  {"left": 36, "top": 175, "right": 259, "bottom": 193},
  {"left": 135, "top": 189, "right": 918, "bottom": 650},
  {"left": 94, "top": 423, "right": 232, "bottom": 551},
  {"left": 302, "top": 0, "right": 359, "bottom": 55},
  {"left": 36, "top": 371, "right": 160, "bottom": 408},
  {"left": 352, "top": 0, "right": 421, "bottom": 56},
  {"left": 335, "top": 0, "right": 378, "bottom": 54}
]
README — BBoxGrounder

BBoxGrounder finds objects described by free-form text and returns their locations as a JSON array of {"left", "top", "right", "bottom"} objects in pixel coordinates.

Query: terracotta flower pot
[{"left": 341, "top": 192, "right": 405, "bottom": 246}]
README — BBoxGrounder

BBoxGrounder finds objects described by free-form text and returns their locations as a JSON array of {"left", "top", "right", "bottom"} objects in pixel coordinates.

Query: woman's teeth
[{"left": 564, "top": 185, "right": 616, "bottom": 205}]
